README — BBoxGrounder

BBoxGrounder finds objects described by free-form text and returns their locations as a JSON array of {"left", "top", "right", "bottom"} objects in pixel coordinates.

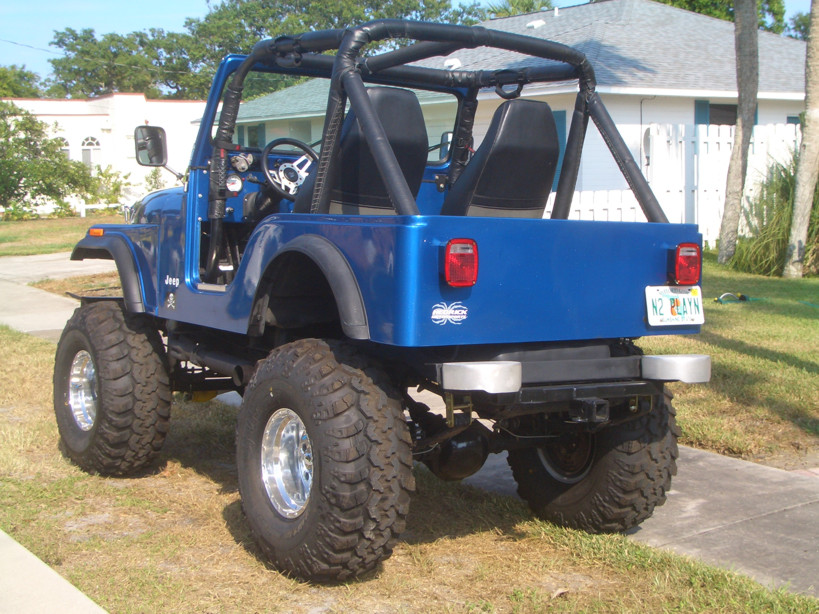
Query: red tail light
[
  {"left": 445, "top": 239, "right": 478, "bottom": 287},
  {"left": 675, "top": 243, "right": 701, "bottom": 285}
]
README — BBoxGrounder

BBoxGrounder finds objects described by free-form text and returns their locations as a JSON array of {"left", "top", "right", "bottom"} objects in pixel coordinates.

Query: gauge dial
[{"left": 226, "top": 174, "right": 243, "bottom": 193}]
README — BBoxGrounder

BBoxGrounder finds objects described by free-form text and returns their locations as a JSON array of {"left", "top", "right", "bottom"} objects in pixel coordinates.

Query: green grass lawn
[
  {"left": 0, "top": 214, "right": 121, "bottom": 257},
  {"left": 641, "top": 253, "right": 819, "bottom": 463},
  {"left": 1, "top": 222, "right": 818, "bottom": 609},
  {"left": 1, "top": 325, "right": 815, "bottom": 613}
]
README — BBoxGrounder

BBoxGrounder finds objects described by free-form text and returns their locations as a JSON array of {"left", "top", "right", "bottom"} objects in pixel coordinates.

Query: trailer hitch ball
[{"left": 569, "top": 398, "right": 610, "bottom": 423}]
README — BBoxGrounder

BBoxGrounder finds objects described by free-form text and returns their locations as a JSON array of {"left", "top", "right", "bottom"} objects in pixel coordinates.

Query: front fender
[{"left": 72, "top": 235, "right": 146, "bottom": 314}]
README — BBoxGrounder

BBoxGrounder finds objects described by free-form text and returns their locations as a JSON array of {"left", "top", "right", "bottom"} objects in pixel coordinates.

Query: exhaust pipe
[{"left": 168, "top": 336, "right": 255, "bottom": 387}]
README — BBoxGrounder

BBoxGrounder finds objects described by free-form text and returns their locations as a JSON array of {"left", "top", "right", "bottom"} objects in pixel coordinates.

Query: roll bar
[{"left": 203, "top": 19, "right": 668, "bottom": 282}]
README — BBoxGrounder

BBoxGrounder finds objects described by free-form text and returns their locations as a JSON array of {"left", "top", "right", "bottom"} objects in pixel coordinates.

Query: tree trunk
[
  {"left": 717, "top": 0, "right": 759, "bottom": 265},
  {"left": 784, "top": 0, "right": 819, "bottom": 278}
]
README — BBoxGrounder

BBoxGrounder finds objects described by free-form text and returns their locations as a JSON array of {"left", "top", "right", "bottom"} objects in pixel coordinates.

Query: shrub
[
  {"left": 89, "top": 164, "right": 131, "bottom": 204},
  {"left": 0, "top": 101, "right": 96, "bottom": 221},
  {"left": 144, "top": 167, "right": 166, "bottom": 192},
  {"left": 731, "top": 151, "right": 819, "bottom": 276}
]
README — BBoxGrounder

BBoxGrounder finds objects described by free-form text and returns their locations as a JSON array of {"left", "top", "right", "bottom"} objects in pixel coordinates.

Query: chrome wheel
[
  {"left": 68, "top": 350, "right": 98, "bottom": 432},
  {"left": 260, "top": 408, "right": 314, "bottom": 518}
]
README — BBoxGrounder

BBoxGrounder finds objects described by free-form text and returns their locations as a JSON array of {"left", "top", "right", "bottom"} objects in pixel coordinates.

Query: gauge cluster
[{"left": 220, "top": 149, "right": 307, "bottom": 221}]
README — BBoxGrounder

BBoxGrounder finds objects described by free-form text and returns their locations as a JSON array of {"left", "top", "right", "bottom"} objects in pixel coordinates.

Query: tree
[
  {"left": 717, "top": 0, "right": 759, "bottom": 264},
  {"left": 656, "top": 0, "right": 786, "bottom": 33},
  {"left": 788, "top": 12, "right": 810, "bottom": 40},
  {"left": 47, "top": 28, "right": 163, "bottom": 99},
  {"left": 487, "top": 0, "right": 552, "bottom": 19},
  {"left": 48, "top": 0, "right": 485, "bottom": 100},
  {"left": 0, "top": 65, "right": 43, "bottom": 98},
  {"left": 0, "top": 101, "right": 95, "bottom": 218},
  {"left": 784, "top": 0, "right": 819, "bottom": 278}
]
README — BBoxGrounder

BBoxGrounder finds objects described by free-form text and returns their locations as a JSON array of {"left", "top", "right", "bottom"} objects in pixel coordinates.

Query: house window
[
  {"left": 81, "top": 136, "right": 100, "bottom": 167},
  {"left": 787, "top": 115, "right": 801, "bottom": 125},
  {"left": 57, "top": 137, "right": 70, "bottom": 158},
  {"left": 695, "top": 100, "right": 758, "bottom": 126},
  {"left": 237, "top": 125, "right": 246, "bottom": 146},
  {"left": 709, "top": 104, "right": 738, "bottom": 125},
  {"left": 246, "top": 124, "right": 266, "bottom": 148}
]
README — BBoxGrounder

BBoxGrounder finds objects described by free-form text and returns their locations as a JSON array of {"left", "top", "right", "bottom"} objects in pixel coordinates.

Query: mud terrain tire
[
  {"left": 507, "top": 394, "right": 679, "bottom": 532},
  {"left": 236, "top": 338, "right": 414, "bottom": 581},
  {"left": 53, "top": 301, "right": 171, "bottom": 476}
]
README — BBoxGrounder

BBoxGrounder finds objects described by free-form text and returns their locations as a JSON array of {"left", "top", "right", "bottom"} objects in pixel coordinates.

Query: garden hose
[{"left": 714, "top": 292, "right": 749, "bottom": 304}]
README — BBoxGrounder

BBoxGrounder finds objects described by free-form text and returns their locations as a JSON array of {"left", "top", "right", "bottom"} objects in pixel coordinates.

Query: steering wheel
[{"left": 260, "top": 138, "right": 318, "bottom": 200}]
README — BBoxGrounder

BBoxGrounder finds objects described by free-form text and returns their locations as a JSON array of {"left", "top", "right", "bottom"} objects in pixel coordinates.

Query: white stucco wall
[{"left": 5, "top": 94, "right": 207, "bottom": 201}]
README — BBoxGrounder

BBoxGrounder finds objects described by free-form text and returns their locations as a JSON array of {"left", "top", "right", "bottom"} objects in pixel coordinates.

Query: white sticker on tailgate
[{"left": 645, "top": 286, "right": 704, "bottom": 326}]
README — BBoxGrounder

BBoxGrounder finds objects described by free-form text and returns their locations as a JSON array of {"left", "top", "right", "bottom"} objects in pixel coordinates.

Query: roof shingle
[
  {"left": 453, "top": 0, "right": 805, "bottom": 94},
  {"left": 238, "top": 0, "right": 805, "bottom": 121}
]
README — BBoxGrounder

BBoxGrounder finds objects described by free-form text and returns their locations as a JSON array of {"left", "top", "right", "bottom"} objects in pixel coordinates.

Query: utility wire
[
  {"left": 0, "top": 35, "right": 296, "bottom": 90},
  {"left": 0, "top": 36, "right": 208, "bottom": 77}
]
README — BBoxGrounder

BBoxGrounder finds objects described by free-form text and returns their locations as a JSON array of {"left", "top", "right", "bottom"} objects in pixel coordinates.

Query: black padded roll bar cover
[
  {"left": 362, "top": 41, "right": 464, "bottom": 74},
  {"left": 294, "top": 47, "right": 580, "bottom": 91},
  {"left": 209, "top": 82, "right": 243, "bottom": 219},
  {"left": 293, "top": 29, "right": 346, "bottom": 52},
  {"left": 208, "top": 152, "right": 228, "bottom": 219},
  {"left": 551, "top": 92, "right": 589, "bottom": 220},
  {"left": 268, "top": 29, "right": 346, "bottom": 55},
  {"left": 311, "top": 71, "right": 348, "bottom": 214},
  {"left": 335, "top": 20, "right": 594, "bottom": 89},
  {"left": 251, "top": 38, "right": 276, "bottom": 56}
]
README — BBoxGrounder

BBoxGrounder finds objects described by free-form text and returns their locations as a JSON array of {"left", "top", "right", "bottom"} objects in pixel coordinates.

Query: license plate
[{"left": 645, "top": 286, "right": 704, "bottom": 326}]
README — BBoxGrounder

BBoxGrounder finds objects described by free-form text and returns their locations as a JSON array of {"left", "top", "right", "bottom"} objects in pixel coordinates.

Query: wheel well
[
  {"left": 261, "top": 252, "right": 338, "bottom": 330},
  {"left": 252, "top": 243, "right": 369, "bottom": 340},
  {"left": 72, "top": 237, "right": 145, "bottom": 313}
]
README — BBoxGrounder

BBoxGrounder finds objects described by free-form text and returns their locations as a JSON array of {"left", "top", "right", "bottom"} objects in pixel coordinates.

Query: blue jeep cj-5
[{"left": 53, "top": 20, "right": 710, "bottom": 581}]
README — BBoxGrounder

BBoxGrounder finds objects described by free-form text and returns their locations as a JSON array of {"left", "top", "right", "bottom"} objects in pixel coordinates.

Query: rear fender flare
[{"left": 71, "top": 235, "right": 146, "bottom": 313}]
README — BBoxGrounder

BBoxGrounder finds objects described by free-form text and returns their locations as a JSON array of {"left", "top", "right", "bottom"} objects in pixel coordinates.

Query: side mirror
[{"left": 134, "top": 126, "right": 168, "bottom": 166}]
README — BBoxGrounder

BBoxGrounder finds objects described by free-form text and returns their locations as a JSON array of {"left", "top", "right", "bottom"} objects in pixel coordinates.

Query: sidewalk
[
  {"left": 464, "top": 448, "right": 819, "bottom": 597},
  {"left": 0, "top": 252, "right": 817, "bottom": 606},
  {"left": 0, "top": 531, "right": 107, "bottom": 614},
  {"left": 0, "top": 252, "right": 115, "bottom": 342}
]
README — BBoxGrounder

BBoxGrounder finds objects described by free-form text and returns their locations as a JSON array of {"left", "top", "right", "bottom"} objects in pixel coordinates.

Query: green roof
[{"left": 237, "top": 78, "right": 454, "bottom": 122}]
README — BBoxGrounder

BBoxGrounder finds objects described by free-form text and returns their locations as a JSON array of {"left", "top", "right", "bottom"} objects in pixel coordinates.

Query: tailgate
[{"left": 385, "top": 215, "right": 703, "bottom": 347}]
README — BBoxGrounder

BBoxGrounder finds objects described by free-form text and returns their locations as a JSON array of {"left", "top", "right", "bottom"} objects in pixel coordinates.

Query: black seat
[
  {"left": 294, "top": 86, "right": 428, "bottom": 215},
  {"left": 440, "top": 99, "right": 559, "bottom": 217}
]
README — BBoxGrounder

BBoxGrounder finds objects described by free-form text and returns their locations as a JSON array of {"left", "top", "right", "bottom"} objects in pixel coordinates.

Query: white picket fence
[
  {"left": 647, "top": 123, "right": 799, "bottom": 243},
  {"left": 544, "top": 190, "right": 644, "bottom": 224},
  {"left": 546, "top": 123, "right": 800, "bottom": 245}
]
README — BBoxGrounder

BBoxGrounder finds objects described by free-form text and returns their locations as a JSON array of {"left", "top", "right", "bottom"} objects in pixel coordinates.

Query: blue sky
[{"left": 0, "top": 0, "right": 812, "bottom": 80}]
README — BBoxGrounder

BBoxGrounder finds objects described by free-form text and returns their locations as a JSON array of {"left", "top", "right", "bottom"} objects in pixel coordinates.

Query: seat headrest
[
  {"left": 441, "top": 99, "right": 559, "bottom": 217},
  {"left": 294, "top": 86, "right": 428, "bottom": 214}
]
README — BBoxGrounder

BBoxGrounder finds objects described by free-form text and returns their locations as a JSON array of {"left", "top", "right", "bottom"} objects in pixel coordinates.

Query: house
[
  {"left": 4, "top": 93, "right": 207, "bottom": 201},
  {"left": 233, "top": 0, "right": 806, "bottom": 239}
]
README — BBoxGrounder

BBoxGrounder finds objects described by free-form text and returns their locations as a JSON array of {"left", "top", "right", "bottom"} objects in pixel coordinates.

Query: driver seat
[
  {"left": 293, "top": 86, "right": 428, "bottom": 215},
  {"left": 440, "top": 99, "right": 560, "bottom": 217}
]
